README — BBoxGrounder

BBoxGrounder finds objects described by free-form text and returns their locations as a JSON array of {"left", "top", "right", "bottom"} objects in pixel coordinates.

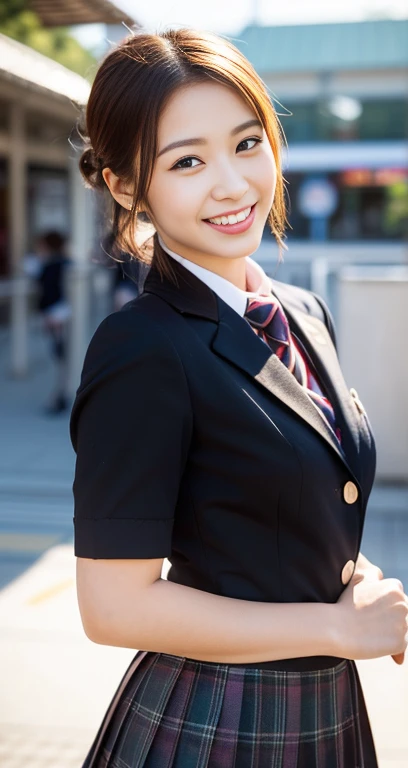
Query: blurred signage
[
  {"left": 297, "top": 177, "right": 338, "bottom": 218},
  {"left": 341, "top": 168, "right": 408, "bottom": 187}
]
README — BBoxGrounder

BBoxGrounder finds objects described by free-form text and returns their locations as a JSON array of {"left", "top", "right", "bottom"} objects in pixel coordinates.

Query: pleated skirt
[{"left": 82, "top": 650, "right": 379, "bottom": 768}]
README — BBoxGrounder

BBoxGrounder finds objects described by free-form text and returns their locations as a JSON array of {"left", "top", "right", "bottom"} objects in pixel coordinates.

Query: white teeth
[{"left": 208, "top": 206, "right": 252, "bottom": 226}]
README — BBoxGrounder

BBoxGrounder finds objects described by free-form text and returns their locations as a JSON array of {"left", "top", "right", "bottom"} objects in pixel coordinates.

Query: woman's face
[{"left": 146, "top": 81, "right": 277, "bottom": 273}]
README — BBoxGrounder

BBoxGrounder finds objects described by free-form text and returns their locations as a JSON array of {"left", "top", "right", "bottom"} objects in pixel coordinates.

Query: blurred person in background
[
  {"left": 35, "top": 230, "right": 72, "bottom": 415},
  {"left": 100, "top": 230, "right": 148, "bottom": 311}
]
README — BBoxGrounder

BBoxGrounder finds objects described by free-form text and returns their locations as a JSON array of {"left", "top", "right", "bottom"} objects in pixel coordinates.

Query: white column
[
  {"left": 67, "top": 155, "right": 94, "bottom": 398},
  {"left": 9, "top": 101, "right": 28, "bottom": 377},
  {"left": 310, "top": 255, "right": 330, "bottom": 304}
]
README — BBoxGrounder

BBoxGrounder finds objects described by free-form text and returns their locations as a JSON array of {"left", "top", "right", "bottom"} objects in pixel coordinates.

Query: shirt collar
[{"left": 157, "top": 234, "right": 272, "bottom": 317}]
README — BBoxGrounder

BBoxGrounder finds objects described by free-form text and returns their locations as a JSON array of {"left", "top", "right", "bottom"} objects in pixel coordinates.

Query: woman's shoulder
[
  {"left": 70, "top": 297, "right": 191, "bottom": 450},
  {"left": 271, "top": 278, "right": 337, "bottom": 350},
  {"left": 87, "top": 296, "right": 176, "bottom": 355},
  {"left": 76, "top": 298, "right": 184, "bottom": 396},
  {"left": 271, "top": 278, "right": 325, "bottom": 319}
]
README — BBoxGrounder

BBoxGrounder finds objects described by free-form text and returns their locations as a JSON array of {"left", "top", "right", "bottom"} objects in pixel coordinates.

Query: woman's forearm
[{"left": 87, "top": 576, "right": 340, "bottom": 663}]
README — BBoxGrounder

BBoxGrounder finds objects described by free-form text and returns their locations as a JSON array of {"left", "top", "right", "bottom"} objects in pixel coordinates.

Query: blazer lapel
[
  {"left": 270, "top": 282, "right": 364, "bottom": 480},
  {"left": 211, "top": 297, "right": 352, "bottom": 471},
  {"left": 143, "top": 256, "right": 360, "bottom": 481}
]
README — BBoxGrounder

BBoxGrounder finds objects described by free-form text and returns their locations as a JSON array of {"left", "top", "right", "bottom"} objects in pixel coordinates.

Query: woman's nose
[{"left": 211, "top": 162, "right": 250, "bottom": 202}]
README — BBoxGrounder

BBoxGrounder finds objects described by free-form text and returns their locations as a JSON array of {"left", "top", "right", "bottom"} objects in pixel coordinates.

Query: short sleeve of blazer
[{"left": 70, "top": 307, "right": 193, "bottom": 559}]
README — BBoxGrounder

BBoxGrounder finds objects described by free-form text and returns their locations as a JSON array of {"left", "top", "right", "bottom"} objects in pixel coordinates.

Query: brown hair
[{"left": 79, "top": 28, "right": 288, "bottom": 279}]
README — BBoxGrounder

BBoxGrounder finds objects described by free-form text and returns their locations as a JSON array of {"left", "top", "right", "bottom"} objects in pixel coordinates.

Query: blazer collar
[
  {"left": 143, "top": 253, "right": 219, "bottom": 320},
  {"left": 143, "top": 255, "right": 362, "bottom": 483}
]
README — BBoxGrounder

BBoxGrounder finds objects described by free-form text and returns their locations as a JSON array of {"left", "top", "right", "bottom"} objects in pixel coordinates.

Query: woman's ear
[{"left": 102, "top": 168, "right": 133, "bottom": 210}]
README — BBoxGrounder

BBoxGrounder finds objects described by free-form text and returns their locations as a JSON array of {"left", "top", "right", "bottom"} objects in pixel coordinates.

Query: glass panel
[
  {"left": 26, "top": 166, "right": 70, "bottom": 250},
  {"left": 280, "top": 170, "right": 408, "bottom": 241},
  {"left": 280, "top": 99, "right": 408, "bottom": 143},
  {"left": 0, "top": 100, "right": 10, "bottom": 132},
  {"left": 0, "top": 159, "right": 8, "bottom": 279},
  {"left": 25, "top": 112, "right": 70, "bottom": 145}
]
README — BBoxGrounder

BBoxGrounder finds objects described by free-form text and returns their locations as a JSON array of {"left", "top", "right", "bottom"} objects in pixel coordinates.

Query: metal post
[
  {"left": 9, "top": 102, "right": 28, "bottom": 377},
  {"left": 67, "top": 156, "right": 94, "bottom": 398},
  {"left": 310, "top": 255, "right": 330, "bottom": 304}
]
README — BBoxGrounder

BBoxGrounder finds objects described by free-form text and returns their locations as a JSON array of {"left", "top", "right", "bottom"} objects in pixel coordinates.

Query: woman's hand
[
  {"left": 333, "top": 553, "right": 408, "bottom": 662},
  {"left": 353, "top": 553, "right": 405, "bottom": 664},
  {"left": 353, "top": 552, "right": 405, "bottom": 664},
  {"left": 353, "top": 552, "right": 383, "bottom": 582}
]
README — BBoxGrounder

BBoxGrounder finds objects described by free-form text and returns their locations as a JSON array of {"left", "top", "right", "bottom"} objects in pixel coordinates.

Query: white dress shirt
[{"left": 157, "top": 234, "right": 272, "bottom": 316}]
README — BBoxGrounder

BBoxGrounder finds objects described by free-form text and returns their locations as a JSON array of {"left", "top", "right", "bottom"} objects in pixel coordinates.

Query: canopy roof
[
  {"left": 0, "top": 32, "right": 91, "bottom": 104},
  {"left": 234, "top": 19, "right": 408, "bottom": 73},
  {"left": 28, "top": 0, "right": 137, "bottom": 28}
]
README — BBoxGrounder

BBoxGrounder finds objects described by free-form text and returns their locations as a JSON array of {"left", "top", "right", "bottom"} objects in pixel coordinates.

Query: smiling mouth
[{"left": 205, "top": 205, "right": 253, "bottom": 226}]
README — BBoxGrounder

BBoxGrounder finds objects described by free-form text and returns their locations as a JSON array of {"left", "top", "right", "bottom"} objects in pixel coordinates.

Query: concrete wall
[{"left": 337, "top": 267, "right": 408, "bottom": 483}]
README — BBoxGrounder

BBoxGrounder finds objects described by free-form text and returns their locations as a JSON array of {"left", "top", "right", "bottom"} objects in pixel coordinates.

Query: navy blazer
[{"left": 70, "top": 253, "right": 377, "bottom": 670}]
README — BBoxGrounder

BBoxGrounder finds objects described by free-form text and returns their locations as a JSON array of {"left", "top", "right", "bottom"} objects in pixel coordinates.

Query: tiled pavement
[
  {"left": 0, "top": 725, "right": 93, "bottom": 768},
  {"left": 0, "top": 320, "right": 407, "bottom": 767}
]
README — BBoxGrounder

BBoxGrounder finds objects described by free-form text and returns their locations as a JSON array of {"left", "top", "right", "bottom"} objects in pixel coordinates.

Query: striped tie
[{"left": 244, "top": 295, "right": 342, "bottom": 444}]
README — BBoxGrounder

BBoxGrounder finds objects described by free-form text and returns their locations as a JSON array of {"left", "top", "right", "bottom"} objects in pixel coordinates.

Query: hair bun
[{"left": 79, "top": 146, "right": 104, "bottom": 190}]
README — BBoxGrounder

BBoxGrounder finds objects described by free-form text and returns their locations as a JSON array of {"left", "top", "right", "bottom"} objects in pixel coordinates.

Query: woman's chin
[{"left": 213, "top": 233, "right": 264, "bottom": 259}]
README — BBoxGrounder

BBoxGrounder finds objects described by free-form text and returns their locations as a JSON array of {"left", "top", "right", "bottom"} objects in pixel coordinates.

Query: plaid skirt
[{"left": 82, "top": 650, "right": 378, "bottom": 768}]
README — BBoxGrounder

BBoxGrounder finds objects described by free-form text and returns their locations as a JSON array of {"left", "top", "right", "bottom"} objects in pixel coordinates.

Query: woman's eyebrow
[{"left": 157, "top": 118, "right": 263, "bottom": 158}]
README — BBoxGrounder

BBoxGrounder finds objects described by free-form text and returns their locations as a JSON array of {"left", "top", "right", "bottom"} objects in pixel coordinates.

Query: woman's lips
[{"left": 203, "top": 204, "right": 257, "bottom": 235}]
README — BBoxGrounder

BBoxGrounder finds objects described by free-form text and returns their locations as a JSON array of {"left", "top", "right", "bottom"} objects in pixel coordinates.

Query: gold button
[
  {"left": 343, "top": 480, "right": 359, "bottom": 504},
  {"left": 341, "top": 559, "right": 355, "bottom": 585}
]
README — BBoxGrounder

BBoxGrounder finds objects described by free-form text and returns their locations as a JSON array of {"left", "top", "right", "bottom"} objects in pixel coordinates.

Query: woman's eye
[
  {"left": 237, "top": 137, "right": 262, "bottom": 153},
  {"left": 171, "top": 156, "right": 201, "bottom": 170}
]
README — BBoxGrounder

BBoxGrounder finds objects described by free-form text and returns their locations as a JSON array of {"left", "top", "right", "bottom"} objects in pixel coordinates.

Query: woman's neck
[
  {"left": 157, "top": 234, "right": 248, "bottom": 290},
  {"left": 189, "top": 253, "right": 247, "bottom": 290}
]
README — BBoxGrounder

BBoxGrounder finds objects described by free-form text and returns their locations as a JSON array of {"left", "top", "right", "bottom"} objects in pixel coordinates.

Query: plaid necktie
[{"left": 244, "top": 295, "right": 342, "bottom": 444}]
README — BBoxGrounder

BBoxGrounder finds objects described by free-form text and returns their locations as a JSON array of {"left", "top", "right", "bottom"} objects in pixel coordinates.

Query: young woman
[{"left": 70, "top": 28, "right": 408, "bottom": 768}]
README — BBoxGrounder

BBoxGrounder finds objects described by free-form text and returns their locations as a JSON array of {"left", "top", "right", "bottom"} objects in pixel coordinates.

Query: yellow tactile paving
[{"left": 26, "top": 578, "right": 75, "bottom": 605}]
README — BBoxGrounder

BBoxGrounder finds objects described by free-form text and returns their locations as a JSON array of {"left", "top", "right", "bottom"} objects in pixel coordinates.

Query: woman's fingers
[
  {"left": 392, "top": 598, "right": 408, "bottom": 663},
  {"left": 354, "top": 565, "right": 406, "bottom": 664},
  {"left": 353, "top": 556, "right": 383, "bottom": 583}
]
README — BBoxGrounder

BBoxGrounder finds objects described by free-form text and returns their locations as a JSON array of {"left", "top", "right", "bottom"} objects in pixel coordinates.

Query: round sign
[{"left": 297, "top": 178, "right": 339, "bottom": 219}]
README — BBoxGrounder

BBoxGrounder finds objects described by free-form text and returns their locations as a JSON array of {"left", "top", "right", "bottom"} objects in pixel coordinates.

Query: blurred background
[{"left": 0, "top": 1, "right": 407, "bottom": 766}]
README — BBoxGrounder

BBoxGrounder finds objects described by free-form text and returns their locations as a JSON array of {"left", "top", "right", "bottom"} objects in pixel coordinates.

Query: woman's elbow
[
  {"left": 74, "top": 555, "right": 160, "bottom": 647},
  {"left": 76, "top": 583, "right": 107, "bottom": 643},
  {"left": 75, "top": 557, "right": 113, "bottom": 644}
]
